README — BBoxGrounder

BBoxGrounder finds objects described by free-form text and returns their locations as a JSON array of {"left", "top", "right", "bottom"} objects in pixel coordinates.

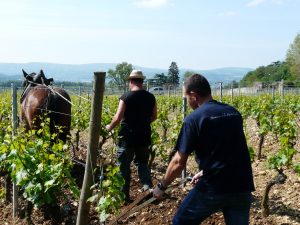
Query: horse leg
[
  {"left": 5, "top": 173, "right": 11, "bottom": 202},
  {"left": 26, "top": 201, "right": 33, "bottom": 225},
  {"left": 20, "top": 110, "right": 30, "bottom": 132}
]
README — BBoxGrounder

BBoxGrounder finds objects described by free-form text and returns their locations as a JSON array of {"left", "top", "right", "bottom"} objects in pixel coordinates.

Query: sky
[{"left": 0, "top": 0, "right": 299, "bottom": 70}]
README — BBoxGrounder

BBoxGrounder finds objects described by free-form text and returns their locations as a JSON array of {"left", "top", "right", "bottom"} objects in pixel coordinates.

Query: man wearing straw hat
[{"left": 106, "top": 69, "right": 157, "bottom": 203}]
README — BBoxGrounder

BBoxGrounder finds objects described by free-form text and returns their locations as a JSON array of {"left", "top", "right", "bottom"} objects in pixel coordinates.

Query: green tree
[
  {"left": 107, "top": 62, "right": 133, "bottom": 91},
  {"left": 167, "top": 61, "right": 179, "bottom": 86},
  {"left": 268, "top": 61, "right": 291, "bottom": 82},
  {"left": 154, "top": 73, "right": 168, "bottom": 86},
  {"left": 286, "top": 33, "right": 300, "bottom": 79},
  {"left": 224, "top": 80, "right": 239, "bottom": 89},
  {"left": 183, "top": 71, "right": 194, "bottom": 81},
  {"left": 240, "top": 61, "right": 292, "bottom": 87},
  {"left": 232, "top": 80, "right": 239, "bottom": 88}
]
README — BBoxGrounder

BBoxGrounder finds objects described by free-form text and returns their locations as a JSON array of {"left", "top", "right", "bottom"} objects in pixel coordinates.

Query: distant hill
[
  {"left": 0, "top": 62, "right": 116, "bottom": 82},
  {"left": 0, "top": 73, "right": 20, "bottom": 81},
  {"left": 0, "top": 62, "right": 253, "bottom": 84},
  {"left": 183, "top": 67, "right": 253, "bottom": 85}
]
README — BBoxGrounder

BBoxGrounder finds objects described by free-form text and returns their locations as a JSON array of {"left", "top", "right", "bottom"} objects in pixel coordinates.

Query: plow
[{"left": 108, "top": 177, "right": 192, "bottom": 225}]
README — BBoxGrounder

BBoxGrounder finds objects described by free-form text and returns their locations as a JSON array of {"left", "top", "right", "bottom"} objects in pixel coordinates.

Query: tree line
[
  {"left": 0, "top": 80, "right": 93, "bottom": 88},
  {"left": 107, "top": 61, "right": 180, "bottom": 89}
]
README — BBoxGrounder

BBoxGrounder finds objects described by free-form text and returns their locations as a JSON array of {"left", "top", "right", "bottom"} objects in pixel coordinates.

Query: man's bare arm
[
  {"left": 161, "top": 151, "right": 189, "bottom": 187},
  {"left": 106, "top": 100, "right": 126, "bottom": 132},
  {"left": 150, "top": 102, "right": 157, "bottom": 123}
]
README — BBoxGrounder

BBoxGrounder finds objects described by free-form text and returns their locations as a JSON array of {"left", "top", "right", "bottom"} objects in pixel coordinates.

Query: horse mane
[
  {"left": 20, "top": 85, "right": 31, "bottom": 104},
  {"left": 20, "top": 70, "right": 54, "bottom": 104}
]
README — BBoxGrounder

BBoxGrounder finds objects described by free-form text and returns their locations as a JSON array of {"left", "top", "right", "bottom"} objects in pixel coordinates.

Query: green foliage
[
  {"left": 99, "top": 97, "right": 120, "bottom": 151},
  {"left": 286, "top": 33, "right": 300, "bottom": 80},
  {"left": 0, "top": 81, "right": 23, "bottom": 87},
  {"left": 250, "top": 95, "right": 275, "bottom": 137},
  {"left": 0, "top": 92, "right": 11, "bottom": 143},
  {"left": 268, "top": 147, "right": 297, "bottom": 171},
  {"left": 168, "top": 61, "right": 180, "bottom": 86},
  {"left": 223, "top": 94, "right": 299, "bottom": 175},
  {"left": 89, "top": 165, "right": 125, "bottom": 222},
  {"left": 272, "top": 108, "right": 297, "bottom": 147},
  {"left": 86, "top": 96, "right": 124, "bottom": 222},
  {"left": 72, "top": 98, "right": 91, "bottom": 132},
  {"left": 151, "top": 105, "right": 169, "bottom": 160},
  {"left": 294, "top": 163, "right": 300, "bottom": 175},
  {"left": 107, "top": 62, "right": 133, "bottom": 90},
  {"left": 267, "top": 100, "right": 298, "bottom": 172},
  {"left": 150, "top": 96, "right": 183, "bottom": 161},
  {"left": 153, "top": 73, "right": 168, "bottom": 86},
  {"left": 0, "top": 187, "right": 5, "bottom": 199},
  {"left": 223, "top": 80, "right": 239, "bottom": 89},
  {"left": 248, "top": 146, "right": 255, "bottom": 161},
  {"left": 240, "top": 61, "right": 292, "bottom": 87},
  {"left": 233, "top": 96, "right": 254, "bottom": 120},
  {"left": 0, "top": 120, "right": 79, "bottom": 207}
]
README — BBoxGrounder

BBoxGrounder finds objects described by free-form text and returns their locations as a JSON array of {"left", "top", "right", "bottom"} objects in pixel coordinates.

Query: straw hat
[{"left": 128, "top": 70, "right": 145, "bottom": 80}]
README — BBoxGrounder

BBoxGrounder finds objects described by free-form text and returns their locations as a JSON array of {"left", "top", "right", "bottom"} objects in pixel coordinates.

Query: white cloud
[
  {"left": 246, "top": 0, "right": 266, "bottom": 7},
  {"left": 271, "top": 0, "right": 287, "bottom": 4},
  {"left": 133, "top": 0, "right": 169, "bottom": 8},
  {"left": 219, "top": 11, "right": 238, "bottom": 17},
  {"left": 246, "top": 0, "right": 289, "bottom": 7}
]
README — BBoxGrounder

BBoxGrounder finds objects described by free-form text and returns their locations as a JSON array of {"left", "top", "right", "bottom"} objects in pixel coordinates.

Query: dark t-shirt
[
  {"left": 118, "top": 90, "right": 156, "bottom": 147},
  {"left": 175, "top": 100, "right": 255, "bottom": 194}
]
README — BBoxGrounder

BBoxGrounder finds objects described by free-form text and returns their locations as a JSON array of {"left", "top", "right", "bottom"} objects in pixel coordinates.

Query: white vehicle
[{"left": 149, "top": 86, "right": 164, "bottom": 95}]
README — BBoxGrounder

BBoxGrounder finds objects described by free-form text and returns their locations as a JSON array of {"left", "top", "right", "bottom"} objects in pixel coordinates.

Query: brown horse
[{"left": 20, "top": 69, "right": 71, "bottom": 142}]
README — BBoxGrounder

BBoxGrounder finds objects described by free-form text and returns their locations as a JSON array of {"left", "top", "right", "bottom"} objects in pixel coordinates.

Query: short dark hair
[
  {"left": 184, "top": 74, "right": 211, "bottom": 97},
  {"left": 130, "top": 78, "right": 144, "bottom": 84}
]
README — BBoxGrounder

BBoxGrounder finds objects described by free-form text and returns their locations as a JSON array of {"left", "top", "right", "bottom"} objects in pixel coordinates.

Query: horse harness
[{"left": 20, "top": 82, "right": 59, "bottom": 116}]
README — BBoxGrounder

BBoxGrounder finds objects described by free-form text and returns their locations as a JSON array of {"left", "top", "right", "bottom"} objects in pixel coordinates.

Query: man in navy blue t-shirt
[
  {"left": 153, "top": 74, "right": 254, "bottom": 225},
  {"left": 106, "top": 70, "right": 157, "bottom": 202}
]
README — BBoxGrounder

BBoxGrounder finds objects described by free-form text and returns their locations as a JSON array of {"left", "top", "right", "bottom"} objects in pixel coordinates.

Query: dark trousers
[
  {"left": 116, "top": 145, "right": 152, "bottom": 198},
  {"left": 173, "top": 188, "right": 252, "bottom": 225}
]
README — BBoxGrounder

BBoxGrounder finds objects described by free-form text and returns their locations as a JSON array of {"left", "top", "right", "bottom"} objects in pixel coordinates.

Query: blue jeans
[
  {"left": 116, "top": 145, "right": 152, "bottom": 198},
  {"left": 173, "top": 188, "right": 252, "bottom": 225}
]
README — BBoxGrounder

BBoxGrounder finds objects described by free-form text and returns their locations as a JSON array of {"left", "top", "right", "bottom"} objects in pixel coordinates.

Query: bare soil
[{"left": 0, "top": 118, "right": 299, "bottom": 225}]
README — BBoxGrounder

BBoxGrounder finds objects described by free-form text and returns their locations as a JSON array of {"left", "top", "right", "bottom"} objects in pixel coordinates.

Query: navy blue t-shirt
[
  {"left": 175, "top": 100, "right": 255, "bottom": 194},
  {"left": 118, "top": 90, "right": 156, "bottom": 147}
]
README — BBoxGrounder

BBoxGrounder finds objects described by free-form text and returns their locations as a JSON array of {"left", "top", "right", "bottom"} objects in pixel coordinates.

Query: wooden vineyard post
[
  {"left": 231, "top": 82, "right": 234, "bottom": 103},
  {"left": 281, "top": 79, "right": 284, "bottom": 104},
  {"left": 219, "top": 82, "right": 223, "bottom": 103},
  {"left": 76, "top": 72, "right": 106, "bottom": 225},
  {"left": 181, "top": 82, "right": 187, "bottom": 184},
  {"left": 79, "top": 85, "right": 82, "bottom": 106},
  {"left": 11, "top": 83, "right": 18, "bottom": 217}
]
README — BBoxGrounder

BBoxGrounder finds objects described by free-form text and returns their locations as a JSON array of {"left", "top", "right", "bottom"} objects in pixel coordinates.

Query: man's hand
[
  {"left": 152, "top": 186, "right": 165, "bottom": 199},
  {"left": 191, "top": 170, "right": 203, "bottom": 186},
  {"left": 105, "top": 125, "right": 110, "bottom": 132}
]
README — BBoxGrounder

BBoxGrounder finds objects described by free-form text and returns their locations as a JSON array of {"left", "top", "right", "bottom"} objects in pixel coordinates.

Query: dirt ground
[{"left": 0, "top": 118, "right": 299, "bottom": 225}]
